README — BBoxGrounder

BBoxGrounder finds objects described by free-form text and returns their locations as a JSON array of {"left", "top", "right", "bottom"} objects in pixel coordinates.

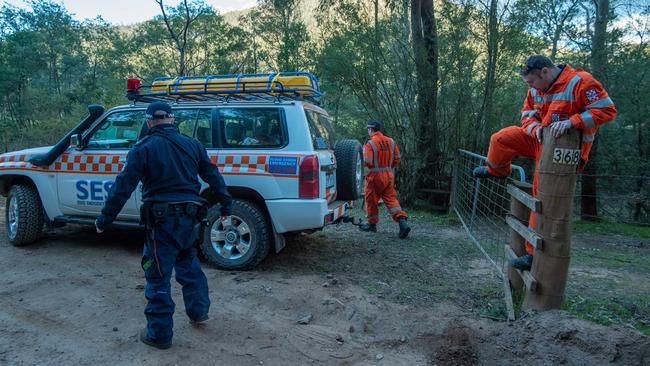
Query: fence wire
[
  {"left": 451, "top": 149, "right": 526, "bottom": 278},
  {"left": 574, "top": 175, "right": 650, "bottom": 225},
  {"left": 452, "top": 149, "right": 649, "bottom": 280}
]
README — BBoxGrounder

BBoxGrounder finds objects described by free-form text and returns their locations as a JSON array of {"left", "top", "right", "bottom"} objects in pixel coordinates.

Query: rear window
[
  {"left": 219, "top": 108, "right": 286, "bottom": 148},
  {"left": 305, "top": 110, "right": 336, "bottom": 150}
]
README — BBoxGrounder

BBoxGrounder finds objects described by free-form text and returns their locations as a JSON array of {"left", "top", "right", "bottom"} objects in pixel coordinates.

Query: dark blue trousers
[{"left": 142, "top": 210, "right": 210, "bottom": 343}]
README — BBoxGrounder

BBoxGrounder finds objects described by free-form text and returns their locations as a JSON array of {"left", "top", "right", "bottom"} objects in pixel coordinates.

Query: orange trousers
[
  {"left": 486, "top": 126, "right": 540, "bottom": 254},
  {"left": 364, "top": 171, "right": 407, "bottom": 224}
]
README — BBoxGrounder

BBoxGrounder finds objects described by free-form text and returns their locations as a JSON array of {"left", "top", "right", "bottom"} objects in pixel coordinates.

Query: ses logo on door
[{"left": 76, "top": 180, "right": 114, "bottom": 206}]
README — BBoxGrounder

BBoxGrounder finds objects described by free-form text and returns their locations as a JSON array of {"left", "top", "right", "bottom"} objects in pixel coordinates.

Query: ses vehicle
[{"left": 0, "top": 72, "right": 364, "bottom": 270}]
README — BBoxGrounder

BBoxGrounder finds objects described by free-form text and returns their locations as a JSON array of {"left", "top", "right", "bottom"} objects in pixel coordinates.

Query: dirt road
[{"left": 1, "top": 207, "right": 648, "bottom": 365}]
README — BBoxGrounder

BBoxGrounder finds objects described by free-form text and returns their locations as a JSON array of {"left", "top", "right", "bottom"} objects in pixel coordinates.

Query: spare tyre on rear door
[{"left": 334, "top": 139, "right": 363, "bottom": 200}]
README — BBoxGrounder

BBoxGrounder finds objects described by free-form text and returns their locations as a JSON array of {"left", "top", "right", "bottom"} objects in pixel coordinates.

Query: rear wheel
[
  {"left": 200, "top": 199, "right": 271, "bottom": 270},
  {"left": 334, "top": 139, "right": 363, "bottom": 200},
  {"left": 6, "top": 184, "right": 44, "bottom": 246}
]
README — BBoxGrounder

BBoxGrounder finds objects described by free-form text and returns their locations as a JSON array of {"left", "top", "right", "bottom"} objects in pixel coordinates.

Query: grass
[
  {"left": 576, "top": 247, "right": 650, "bottom": 271},
  {"left": 565, "top": 233, "right": 650, "bottom": 335},
  {"left": 273, "top": 204, "right": 650, "bottom": 334},
  {"left": 573, "top": 219, "right": 650, "bottom": 238},
  {"left": 563, "top": 294, "right": 650, "bottom": 335}
]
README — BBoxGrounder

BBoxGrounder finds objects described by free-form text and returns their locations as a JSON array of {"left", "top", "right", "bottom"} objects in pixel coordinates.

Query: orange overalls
[
  {"left": 363, "top": 131, "right": 408, "bottom": 224},
  {"left": 485, "top": 65, "right": 617, "bottom": 254}
]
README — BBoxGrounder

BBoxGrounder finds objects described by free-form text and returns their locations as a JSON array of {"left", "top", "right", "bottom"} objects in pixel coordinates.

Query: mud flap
[{"left": 271, "top": 222, "right": 286, "bottom": 254}]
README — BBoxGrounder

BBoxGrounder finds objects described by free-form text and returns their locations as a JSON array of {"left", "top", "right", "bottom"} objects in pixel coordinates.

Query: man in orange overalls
[
  {"left": 473, "top": 55, "right": 617, "bottom": 270},
  {"left": 359, "top": 120, "right": 411, "bottom": 239}
]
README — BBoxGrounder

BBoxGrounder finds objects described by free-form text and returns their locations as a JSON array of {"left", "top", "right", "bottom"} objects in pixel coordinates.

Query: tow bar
[{"left": 334, "top": 215, "right": 363, "bottom": 226}]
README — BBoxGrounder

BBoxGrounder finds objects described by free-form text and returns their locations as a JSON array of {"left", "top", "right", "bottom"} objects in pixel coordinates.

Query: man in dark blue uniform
[{"left": 95, "top": 101, "right": 232, "bottom": 350}]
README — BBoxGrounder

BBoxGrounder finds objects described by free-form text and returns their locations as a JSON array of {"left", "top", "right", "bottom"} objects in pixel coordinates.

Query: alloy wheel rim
[
  {"left": 210, "top": 215, "right": 253, "bottom": 261},
  {"left": 8, "top": 195, "right": 18, "bottom": 239}
]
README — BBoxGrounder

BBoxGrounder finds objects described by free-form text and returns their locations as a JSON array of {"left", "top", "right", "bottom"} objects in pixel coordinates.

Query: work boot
[
  {"left": 398, "top": 217, "right": 411, "bottom": 239},
  {"left": 139, "top": 328, "right": 172, "bottom": 350},
  {"left": 359, "top": 223, "right": 377, "bottom": 232},
  {"left": 510, "top": 254, "right": 533, "bottom": 271},
  {"left": 190, "top": 314, "right": 209, "bottom": 326},
  {"left": 472, "top": 166, "right": 506, "bottom": 179}
]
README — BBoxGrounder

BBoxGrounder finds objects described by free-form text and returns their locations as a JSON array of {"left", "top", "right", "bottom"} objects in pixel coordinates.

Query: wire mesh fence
[
  {"left": 574, "top": 175, "right": 650, "bottom": 225},
  {"left": 451, "top": 149, "right": 527, "bottom": 278},
  {"left": 451, "top": 148, "right": 650, "bottom": 284},
  {"left": 451, "top": 149, "right": 649, "bottom": 319}
]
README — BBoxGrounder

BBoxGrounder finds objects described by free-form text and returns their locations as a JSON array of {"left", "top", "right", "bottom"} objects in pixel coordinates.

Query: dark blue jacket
[{"left": 97, "top": 124, "right": 232, "bottom": 228}]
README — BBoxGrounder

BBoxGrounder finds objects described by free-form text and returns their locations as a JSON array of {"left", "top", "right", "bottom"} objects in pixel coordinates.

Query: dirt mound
[
  {"left": 434, "top": 322, "right": 478, "bottom": 366},
  {"left": 475, "top": 310, "right": 650, "bottom": 365}
]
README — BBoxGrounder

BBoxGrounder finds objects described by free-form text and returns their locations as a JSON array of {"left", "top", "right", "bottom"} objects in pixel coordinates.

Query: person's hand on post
[{"left": 550, "top": 120, "right": 572, "bottom": 138}]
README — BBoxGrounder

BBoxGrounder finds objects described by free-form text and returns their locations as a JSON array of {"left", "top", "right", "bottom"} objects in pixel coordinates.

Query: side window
[
  {"left": 86, "top": 111, "right": 145, "bottom": 149},
  {"left": 305, "top": 110, "right": 331, "bottom": 150},
  {"left": 196, "top": 116, "right": 213, "bottom": 147},
  {"left": 174, "top": 110, "right": 198, "bottom": 136},
  {"left": 317, "top": 113, "right": 336, "bottom": 146},
  {"left": 174, "top": 109, "right": 213, "bottom": 147},
  {"left": 219, "top": 108, "right": 284, "bottom": 148}
]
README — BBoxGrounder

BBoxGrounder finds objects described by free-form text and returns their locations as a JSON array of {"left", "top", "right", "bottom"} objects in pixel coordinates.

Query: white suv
[{"left": 0, "top": 72, "right": 364, "bottom": 270}]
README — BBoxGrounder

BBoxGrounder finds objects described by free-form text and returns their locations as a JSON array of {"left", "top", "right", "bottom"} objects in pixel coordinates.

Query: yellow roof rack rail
[{"left": 126, "top": 72, "right": 321, "bottom": 103}]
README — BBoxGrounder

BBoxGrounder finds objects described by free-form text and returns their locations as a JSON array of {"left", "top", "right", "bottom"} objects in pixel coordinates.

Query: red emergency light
[
  {"left": 126, "top": 78, "right": 141, "bottom": 100},
  {"left": 127, "top": 78, "right": 141, "bottom": 92}
]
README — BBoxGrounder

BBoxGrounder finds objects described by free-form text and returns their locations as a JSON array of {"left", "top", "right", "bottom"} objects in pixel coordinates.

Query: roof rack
[{"left": 127, "top": 72, "right": 321, "bottom": 104}]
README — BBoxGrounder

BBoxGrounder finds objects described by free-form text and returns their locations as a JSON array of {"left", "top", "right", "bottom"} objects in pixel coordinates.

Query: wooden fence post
[
  {"left": 508, "top": 180, "right": 533, "bottom": 294},
  {"left": 524, "top": 127, "right": 581, "bottom": 310}
]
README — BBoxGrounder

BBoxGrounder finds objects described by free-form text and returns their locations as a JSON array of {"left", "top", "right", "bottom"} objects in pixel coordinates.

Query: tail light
[{"left": 299, "top": 155, "right": 319, "bottom": 199}]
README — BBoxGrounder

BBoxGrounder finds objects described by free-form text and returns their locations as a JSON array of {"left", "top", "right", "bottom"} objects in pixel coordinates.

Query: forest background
[{"left": 0, "top": 0, "right": 648, "bottom": 220}]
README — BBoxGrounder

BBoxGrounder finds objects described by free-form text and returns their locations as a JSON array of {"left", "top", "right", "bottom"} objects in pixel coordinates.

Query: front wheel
[
  {"left": 6, "top": 184, "right": 44, "bottom": 246},
  {"left": 199, "top": 200, "right": 271, "bottom": 270}
]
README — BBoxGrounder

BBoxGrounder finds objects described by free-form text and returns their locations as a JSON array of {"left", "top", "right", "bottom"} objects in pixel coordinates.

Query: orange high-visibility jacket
[
  {"left": 520, "top": 64, "right": 617, "bottom": 170},
  {"left": 363, "top": 132, "right": 401, "bottom": 172}
]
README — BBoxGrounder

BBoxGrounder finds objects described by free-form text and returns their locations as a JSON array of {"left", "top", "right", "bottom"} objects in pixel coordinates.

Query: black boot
[
  {"left": 140, "top": 328, "right": 172, "bottom": 350},
  {"left": 190, "top": 314, "right": 209, "bottom": 326},
  {"left": 510, "top": 254, "right": 533, "bottom": 271},
  {"left": 359, "top": 223, "right": 377, "bottom": 232},
  {"left": 473, "top": 166, "right": 506, "bottom": 179},
  {"left": 398, "top": 217, "right": 410, "bottom": 239}
]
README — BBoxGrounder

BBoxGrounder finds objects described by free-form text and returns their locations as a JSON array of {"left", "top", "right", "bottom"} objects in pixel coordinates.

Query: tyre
[
  {"left": 334, "top": 139, "right": 364, "bottom": 200},
  {"left": 199, "top": 199, "right": 271, "bottom": 270},
  {"left": 6, "top": 184, "right": 44, "bottom": 246}
]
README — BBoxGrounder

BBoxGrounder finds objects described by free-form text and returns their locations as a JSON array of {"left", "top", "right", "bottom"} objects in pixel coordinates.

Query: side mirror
[{"left": 70, "top": 134, "right": 82, "bottom": 149}]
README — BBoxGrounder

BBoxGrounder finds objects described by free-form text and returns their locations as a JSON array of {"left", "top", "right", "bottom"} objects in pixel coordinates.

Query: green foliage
[{"left": 0, "top": 0, "right": 647, "bottom": 213}]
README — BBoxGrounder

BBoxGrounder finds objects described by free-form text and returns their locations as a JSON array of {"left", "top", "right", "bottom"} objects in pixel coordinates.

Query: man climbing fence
[{"left": 473, "top": 54, "right": 617, "bottom": 270}]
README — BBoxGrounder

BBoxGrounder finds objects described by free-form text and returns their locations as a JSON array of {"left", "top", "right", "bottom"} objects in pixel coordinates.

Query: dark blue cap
[
  {"left": 145, "top": 101, "right": 174, "bottom": 119},
  {"left": 367, "top": 119, "right": 381, "bottom": 130}
]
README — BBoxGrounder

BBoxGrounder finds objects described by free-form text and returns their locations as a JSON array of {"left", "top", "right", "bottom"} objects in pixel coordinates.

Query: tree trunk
[
  {"left": 581, "top": 0, "right": 609, "bottom": 220},
  {"left": 411, "top": 0, "right": 439, "bottom": 185},
  {"left": 478, "top": 0, "right": 498, "bottom": 149}
]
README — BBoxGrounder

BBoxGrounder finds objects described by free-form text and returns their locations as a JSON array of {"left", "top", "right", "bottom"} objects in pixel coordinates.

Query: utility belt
[{"left": 140, "top": 201, "right": 208, "bottom": 227}]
